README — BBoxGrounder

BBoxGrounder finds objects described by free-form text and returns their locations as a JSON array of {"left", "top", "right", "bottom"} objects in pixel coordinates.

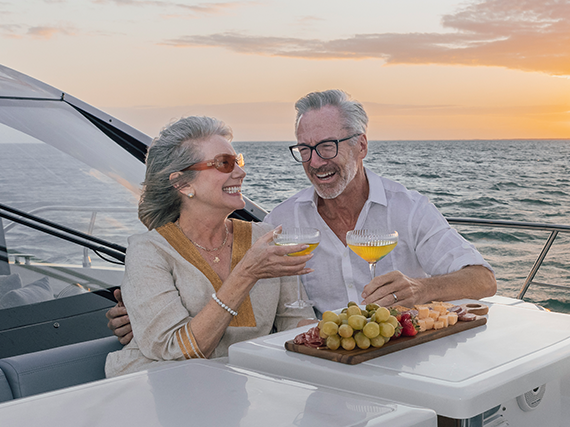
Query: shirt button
[{"left": 348, "top": 283, "right": 353, "bottom": 288}]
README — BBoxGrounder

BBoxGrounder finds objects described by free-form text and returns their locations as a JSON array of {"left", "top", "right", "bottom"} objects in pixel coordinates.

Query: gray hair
[
  {"left": 138, "top": 116, "right": 233, "bottom": 230},
  {"left": 294, "top": 89, "right": 368, "bottom": 140}
]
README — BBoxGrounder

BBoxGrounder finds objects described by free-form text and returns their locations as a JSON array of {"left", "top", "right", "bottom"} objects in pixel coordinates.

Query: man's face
[{"left": 296, "top": 105, "right": 363, "bottom": 199}]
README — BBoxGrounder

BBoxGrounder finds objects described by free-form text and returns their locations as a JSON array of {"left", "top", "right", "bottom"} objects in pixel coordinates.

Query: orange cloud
[
  {"left": 0, "top": 24, "right": 22, "bottom": 38},
  {"left": 27, "top": 26, "right": 74, "bottom": 39},
  {"left": 164, "top": 0, "right": 570, "bottom": 76},
  {"left": 96, "top": 0, "right": 256, "bottom": 14}
]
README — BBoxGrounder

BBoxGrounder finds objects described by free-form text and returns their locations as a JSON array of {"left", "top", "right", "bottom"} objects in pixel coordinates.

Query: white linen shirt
[{"left": 264, "top": 168, "right": 493, "bottom": 317}]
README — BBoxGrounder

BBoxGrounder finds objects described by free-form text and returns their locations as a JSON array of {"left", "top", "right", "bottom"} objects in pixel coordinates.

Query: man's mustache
[{"left": 308, "top": 165, "right": 338, "bottom": 175}]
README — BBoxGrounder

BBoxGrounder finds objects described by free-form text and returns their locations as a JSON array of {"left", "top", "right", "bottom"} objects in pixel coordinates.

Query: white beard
[{"left": 310, "top": 152, "right": 358, "bottom": 200}]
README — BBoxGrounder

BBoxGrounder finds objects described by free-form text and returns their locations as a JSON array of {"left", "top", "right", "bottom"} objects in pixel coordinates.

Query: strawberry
[{"left": 401, "top": 317, "right": 419, "bottom": 337}]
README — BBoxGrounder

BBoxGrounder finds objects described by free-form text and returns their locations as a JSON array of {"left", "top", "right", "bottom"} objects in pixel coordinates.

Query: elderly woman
[{"left": 105, "top": 116, "right": 315, "bottom": 377}]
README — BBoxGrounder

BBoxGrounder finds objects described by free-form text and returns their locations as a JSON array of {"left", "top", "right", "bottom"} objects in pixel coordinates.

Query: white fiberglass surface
[
  {"left": 230, "top": 301, "right": 570, "bottom": 418},
  {"left": 255, "top": 302, "right": 570, "bottom": 383},
  {"left": 0, "top": 66, "right": 58, "bottom": 99},
  {"left": 0, "top": 360, "right": 437, "bottom": 427},
  {"left": 363, "top": 303, "right": 570, "bottom": 381}
]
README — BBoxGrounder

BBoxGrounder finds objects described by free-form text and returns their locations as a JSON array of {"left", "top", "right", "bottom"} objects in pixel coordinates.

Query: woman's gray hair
[
  {"left": 138, "top": 116, "right": 233, "bottom": 230},
  {"left": 294, "top": 89, "right": 368, "bottom": 140}
]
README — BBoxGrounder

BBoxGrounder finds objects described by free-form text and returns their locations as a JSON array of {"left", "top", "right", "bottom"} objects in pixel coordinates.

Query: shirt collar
[
  {"left": 296, "top": 167, "right": 387, "bottom": 207},
  {"left": 365, "top": 168, "right": 387, "bottom": 206}
]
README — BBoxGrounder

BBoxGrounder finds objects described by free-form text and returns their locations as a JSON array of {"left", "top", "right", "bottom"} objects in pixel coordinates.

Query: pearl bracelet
[{"left": 212, "top": 293, "right": 238, "bottom": 316}]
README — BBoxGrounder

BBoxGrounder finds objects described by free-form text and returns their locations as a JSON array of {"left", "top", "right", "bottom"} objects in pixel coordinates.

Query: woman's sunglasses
[{"left": 181, "top": 153, "right": 244, "bottom": 174}]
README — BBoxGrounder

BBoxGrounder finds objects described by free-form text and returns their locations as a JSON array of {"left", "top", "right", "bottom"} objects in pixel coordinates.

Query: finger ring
[{"left": 392, "top": 293, "right": 398, "bottom": 302}]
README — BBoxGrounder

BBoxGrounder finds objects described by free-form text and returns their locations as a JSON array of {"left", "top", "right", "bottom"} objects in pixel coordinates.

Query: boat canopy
[{"left": 0, "top": 64, "right": 148, "bottom": 197}]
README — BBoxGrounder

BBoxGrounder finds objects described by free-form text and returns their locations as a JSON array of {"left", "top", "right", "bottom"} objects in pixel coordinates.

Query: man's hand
[
  {"left": 106, "top": 289, "right": 133, "bottom": 345},
  {"left": 361, "top": 270, "right": 424, "bottom": 308},
  {"left": 361, "top": 266, "right": 496, "bottom": 308}
]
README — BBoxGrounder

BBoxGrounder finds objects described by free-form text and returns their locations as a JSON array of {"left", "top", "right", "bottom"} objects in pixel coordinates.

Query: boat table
[
  {"left": 228, "top": 297, "right": 570, "bottom": 426},
  {"left": 0, "top": 358, "right": 436, "bottom": 427}
]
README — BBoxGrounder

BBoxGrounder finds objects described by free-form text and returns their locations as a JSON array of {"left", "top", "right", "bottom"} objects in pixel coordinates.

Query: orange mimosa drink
[
  {"left": 348, "top": 242, "right": 397, "bottom": 263},
  {"left": 276, "top": 242, "right": 320, "bottom": 256}
]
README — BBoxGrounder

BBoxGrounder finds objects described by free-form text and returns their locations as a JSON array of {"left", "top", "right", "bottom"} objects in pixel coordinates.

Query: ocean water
[
  {"left": 233, "top": 139, "right": 570, "bottom": 313},
  {"left": 3, "top": 139, "right": 570, "bottom": 313}
]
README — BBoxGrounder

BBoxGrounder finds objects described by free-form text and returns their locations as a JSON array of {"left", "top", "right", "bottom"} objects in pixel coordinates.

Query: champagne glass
[
  {"left": 346, "top": 230, "right": 398, "bottom": 280},
  {"left": 273, "top": 227, "right": 320, "bottom": 309}
]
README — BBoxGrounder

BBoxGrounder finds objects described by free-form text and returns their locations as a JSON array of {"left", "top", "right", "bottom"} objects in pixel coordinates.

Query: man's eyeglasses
[
  {"left": 181, "top": 153, "right": 244, "bottom": 174},
  {"left": 289, "top": 134, "right": 361, "bottom": 163}
]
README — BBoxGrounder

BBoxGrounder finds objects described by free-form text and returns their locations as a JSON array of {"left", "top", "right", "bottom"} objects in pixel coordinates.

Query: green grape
[
  {"left": 370, "top": 335, "right": 385, "bottom": 348},
  {"left": 386, "top": 315, "right": 399, "bottom": 329},
  {"left": 347, "top": 315, "right": 367, "bottom": 330},
  {"left": 326, "top": 334, "right": 341, "bottom": 350},
  {"left": 346, "top": 305, "right": 362, "bottom": 317},
  {"left": 362, "top": 321, "right": 380, "bottom": 339},
  {"left": 354, "top": 331, "right": 371, "bottom": 349},
  {"left": 366, "top": 303, "right": 380, "bottom": 312},
  {"left": 322, "top": 321, "right": 339, "bottom": 336},
  {"left": 374, "top": 307, "right": 391, "bottom": 323},
  {"left": 379, "top": 322, "right": 395, "bottom": 338},
  {"left": 322, "top": 311, "right": 341, "bottom": 325},
  {"left": 338, "top": 323, "right": 354, "bottom": 338},
  {"left": 341, "top": 336, "right": 356, "bottom": 351}
]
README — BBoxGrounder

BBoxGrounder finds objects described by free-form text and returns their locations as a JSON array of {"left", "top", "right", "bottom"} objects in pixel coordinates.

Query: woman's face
[{"left": 187, "top": 135, "right": 246, "bottom": 215}]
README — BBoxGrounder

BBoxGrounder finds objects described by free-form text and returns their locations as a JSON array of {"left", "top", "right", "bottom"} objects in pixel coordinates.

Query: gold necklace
[{"left": 175, "top": 220, "right": 229, "bottom": 263}]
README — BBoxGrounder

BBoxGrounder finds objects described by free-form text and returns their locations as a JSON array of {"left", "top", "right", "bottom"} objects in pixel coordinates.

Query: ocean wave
[
  {"left": 515, "top": 198, "right": 555, "bottom": 206},
  {"left": 457, "top": 196, "right": 509, "bottom": 208}
]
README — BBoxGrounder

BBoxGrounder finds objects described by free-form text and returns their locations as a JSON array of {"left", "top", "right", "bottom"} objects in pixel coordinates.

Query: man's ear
[{"left": 358, "top": 134, "right": 368, "bottom": 159}]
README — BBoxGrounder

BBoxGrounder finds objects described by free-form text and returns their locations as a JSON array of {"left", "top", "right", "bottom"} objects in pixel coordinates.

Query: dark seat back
[
  {"left": 0, "top": 368, "right": 13, "bottom": 402},
  {"left": 0, "top": 336, "right": 122, "bottom": 400}
]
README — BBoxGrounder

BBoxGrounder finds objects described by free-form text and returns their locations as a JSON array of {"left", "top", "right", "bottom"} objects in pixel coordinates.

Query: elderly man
[
  {"left": 263, "top": 89, "right": 496, "bottom": 317},
  {"left": 107, "top": 89, "right": 496, "bottom": 341}
]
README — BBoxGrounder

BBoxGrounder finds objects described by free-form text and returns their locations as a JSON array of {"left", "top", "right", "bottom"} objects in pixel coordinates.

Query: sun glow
[{"left": 1, "top": 0, "right": 568, "bottom": 140}]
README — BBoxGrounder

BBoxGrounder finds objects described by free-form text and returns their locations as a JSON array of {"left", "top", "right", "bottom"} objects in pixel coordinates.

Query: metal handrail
[
  {"left": 0, "top": 204, "right": 133, "bottom": 266},
  {"left": 446, "top": 217, "right": 570, "bottom": 299}
]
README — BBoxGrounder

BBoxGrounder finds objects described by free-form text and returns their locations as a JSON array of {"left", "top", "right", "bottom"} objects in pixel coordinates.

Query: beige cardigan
[{"left": 105, "top": 220, "right": 314, "bottom": 377}]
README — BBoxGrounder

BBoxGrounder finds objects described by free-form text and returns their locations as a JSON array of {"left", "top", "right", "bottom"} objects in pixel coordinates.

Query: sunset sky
[{"left": 2, "top": 0, "right": 569, "bottom": 141}]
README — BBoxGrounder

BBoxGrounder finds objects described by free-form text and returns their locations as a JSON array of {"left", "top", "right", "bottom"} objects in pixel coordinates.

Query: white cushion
[
  {"left": 0, "top": 274, "right": 22, "bottom": 299},
  {"left": 0, "top": 276, "right": 53, "bottom": 309}
]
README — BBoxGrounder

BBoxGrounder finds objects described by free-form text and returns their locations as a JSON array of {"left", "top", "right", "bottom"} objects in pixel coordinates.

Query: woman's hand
[
  {"left": 236, "top": 228, "right": 314, "bottom": 282},
  {"left": 297, "top": 318, "right": 318, "bottom": 327}
]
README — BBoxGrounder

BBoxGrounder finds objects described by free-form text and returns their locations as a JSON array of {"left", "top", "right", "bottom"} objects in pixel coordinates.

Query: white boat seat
[
  {"left": 0, "top": 336, "right": 123, "bottom": 400},
  {"left": 0, "top": 369, "right": 13, "bottom": 402}
]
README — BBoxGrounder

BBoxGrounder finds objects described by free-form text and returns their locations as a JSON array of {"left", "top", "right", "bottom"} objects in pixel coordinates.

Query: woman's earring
[{"left": 187, "top": 192, "right": 194, "bottom": 199}]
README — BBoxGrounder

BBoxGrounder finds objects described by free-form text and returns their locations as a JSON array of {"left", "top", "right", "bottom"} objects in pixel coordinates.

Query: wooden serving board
[{"left": 285, "top": 316, "right": 487, "bottom": 365}]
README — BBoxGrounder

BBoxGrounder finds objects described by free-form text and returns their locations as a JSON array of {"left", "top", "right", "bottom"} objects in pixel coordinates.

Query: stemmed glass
[
  {"left": 273, "top": 227, "right": 321, "bottom": 309},
  {"left": 346, "top": 230, "right": 398, "bottom": 280}
]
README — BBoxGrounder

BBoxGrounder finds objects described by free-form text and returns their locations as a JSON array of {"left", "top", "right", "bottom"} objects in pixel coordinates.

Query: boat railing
[
  {"left": 0, "top": 204, "right": 132, "bottom": 267},
  {"left": 446, "top": 217, "right": 570, "bottom": 299},
  {"left": 3, "top": 204, "right": 569, "bottom": 298}
]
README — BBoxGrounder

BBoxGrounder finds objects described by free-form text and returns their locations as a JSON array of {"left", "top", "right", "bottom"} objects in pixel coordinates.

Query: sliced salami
[
  {"left": 294, "top": 326, "right": 326, "bottom": 348},
  {"left": 458, "top": 312, "right": 477, "bottom": 322}
]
